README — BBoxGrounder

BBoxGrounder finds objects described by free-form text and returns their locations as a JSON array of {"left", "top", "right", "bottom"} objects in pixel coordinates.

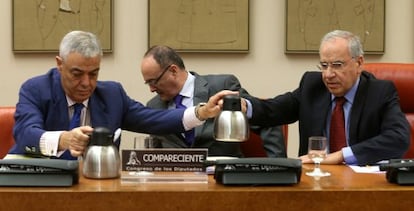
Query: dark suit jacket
[
  {"left": 247, "top": 71, "right": 410, "bottom": 165},
  {"left": 9, "top": 68, "right": 186, "bottom": 156},
  {"left": 147, "top": 72, "right": 286, "bottom": 157}
]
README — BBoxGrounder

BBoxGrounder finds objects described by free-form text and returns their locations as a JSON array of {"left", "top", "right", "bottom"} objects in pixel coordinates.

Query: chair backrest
[
  {"left": 363, "top": 63, "right": 414, "bottom": 158},
  {"left": 0, "top": 106, "right": 16, "bottom": 159},
  {"left": 241, "top": 125, "right": 288, "bottom": 157}
]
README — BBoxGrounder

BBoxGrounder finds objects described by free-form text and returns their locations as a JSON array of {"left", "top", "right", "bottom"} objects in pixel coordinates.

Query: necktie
[
  {"left": 69, "top": 103, "right": 84, "bottom": 130},
  {"left": 329, "top": 97, "right": 346, "bottom": 152},
  {"left": 174, "top": 95, "right": 194, "bottom": 146},
  {"left": 62, "top": 103, "right": 84, "bottom": 160}
]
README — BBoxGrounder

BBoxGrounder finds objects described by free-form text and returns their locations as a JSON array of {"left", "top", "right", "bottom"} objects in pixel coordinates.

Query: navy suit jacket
[
  {"left": 9, "top": 68, "right": 185, "bottom": 156},
  {"left": 247, "top": 71, "right": 410, "bottom": 165}
]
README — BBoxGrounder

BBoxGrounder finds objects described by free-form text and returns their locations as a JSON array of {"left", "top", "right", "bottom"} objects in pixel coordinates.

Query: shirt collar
[
  {"left": 330, "top": 77, "right": 360, "bottom": 104},
  {"left": 179, "top": 71, "right": 195, "bottom": 99},
  {"left": 66, "top": 96, "right": 89, "bottom": 108}
]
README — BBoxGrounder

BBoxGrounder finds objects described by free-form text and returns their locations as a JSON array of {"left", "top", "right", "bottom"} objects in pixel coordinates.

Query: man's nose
[
  {"left": 149, "top": 85, "right": 157, "bottom": 92},
  {"left": 80, "top": 74, "right": 92, "bottom": 86}
]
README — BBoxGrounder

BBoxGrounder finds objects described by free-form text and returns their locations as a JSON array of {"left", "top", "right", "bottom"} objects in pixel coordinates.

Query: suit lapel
[
  {"left": 49, "top": 69, "right": 71, "bottom": 130},
  {"left": 315, "top": 90, "right": 332, "bottom": 136},
  {"left": 348, "top": 75, "right": 368, "bottom": 144},
  {"left": 192, "top": 73, "right": 209, "bottom": 105},
  {"left": 88, "top": 94, "right": 109, "bottom": 127},
  {"left": 51, "top": 100, "right": 70, "bottom": 130},
  {"left": 192, "top": 74, "right": 209, "bottom": 138}
]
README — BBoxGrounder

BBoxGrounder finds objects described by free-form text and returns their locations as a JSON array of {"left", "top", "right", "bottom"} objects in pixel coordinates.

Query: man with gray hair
[
  {"left": 8, "top": 30, "right": 232, "bottom": 159},
  {"left": 244, "top": 30, "right": 410, "bottom": 165}
]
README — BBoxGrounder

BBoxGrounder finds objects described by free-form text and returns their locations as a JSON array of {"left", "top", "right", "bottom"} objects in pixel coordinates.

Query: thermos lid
[
  {"left": 222, "top": 95, "right": 241, "bottom": 111},
  {"left": 90, "top": 127, "right": 113, "bottom": 146}
]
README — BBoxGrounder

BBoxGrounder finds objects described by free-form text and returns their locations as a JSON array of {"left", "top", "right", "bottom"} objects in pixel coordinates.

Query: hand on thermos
[{"left": 59, "top": 126, "right": 93, "bottom": 157}]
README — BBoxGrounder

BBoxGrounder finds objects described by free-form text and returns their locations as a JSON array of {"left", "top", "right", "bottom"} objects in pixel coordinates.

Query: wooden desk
[{"left": 0, "top": 164, "right": 412, "bottom": 210}]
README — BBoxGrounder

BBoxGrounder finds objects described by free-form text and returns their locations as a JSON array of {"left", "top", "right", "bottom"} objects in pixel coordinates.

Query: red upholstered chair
[
  {"left": 364, "top": 63, "right": 414, "bottom": 158},
  {"left": 240, "top": 125, "right": 288, "bottom": 157},
  {"left": 0, "top": 106, "right": 16, "bottom": 159}
]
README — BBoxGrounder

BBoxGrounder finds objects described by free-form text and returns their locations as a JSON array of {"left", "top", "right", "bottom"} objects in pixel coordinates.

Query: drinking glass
[{"left": 305, "top": 136, "right": 331, "bottom": 177}]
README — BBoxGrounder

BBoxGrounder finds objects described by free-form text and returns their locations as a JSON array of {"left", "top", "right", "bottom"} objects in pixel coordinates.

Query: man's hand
[
  {"left": 197, "top": 90, "right": 239, "bottom": 120},
  {"left": 240, "top": 98, "right": 247, "bottom": 113},
  {"left": 59, "top": 126, "right": 93, "bottom": 157},
  {"left": 299, "top": 150, "right": 344, "bottom": 165}
]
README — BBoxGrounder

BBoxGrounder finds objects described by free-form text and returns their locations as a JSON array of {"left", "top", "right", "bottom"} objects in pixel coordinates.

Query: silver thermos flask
[
  {"left": 82, "top": 127, "right": 121, "bottom": 179},
  {"left": 214, "top": 94, "right": 249, "bottom": 142}
]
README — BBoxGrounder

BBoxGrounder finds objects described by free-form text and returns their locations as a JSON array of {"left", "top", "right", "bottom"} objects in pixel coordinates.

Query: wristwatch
[{"left": 195, "top": 102, "right": 207, "bottom": 121}]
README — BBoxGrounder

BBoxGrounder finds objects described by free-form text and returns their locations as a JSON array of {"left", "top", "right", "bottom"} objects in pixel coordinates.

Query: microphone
[{"left": 379, "top": 159, "right": 414, "bottom": 171}]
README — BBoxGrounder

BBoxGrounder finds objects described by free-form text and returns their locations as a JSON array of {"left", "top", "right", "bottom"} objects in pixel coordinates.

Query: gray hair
[
  {"left": 320, "top": 30, "right": 364, "bottom": 58},
  {"left": 59, "top": 31, "right": 103, "bottom": 61}
]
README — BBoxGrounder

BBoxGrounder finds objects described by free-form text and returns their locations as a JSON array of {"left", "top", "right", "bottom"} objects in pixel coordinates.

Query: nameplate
[{"left": 121, "top": 149, "right": 208, "bottom": 172}]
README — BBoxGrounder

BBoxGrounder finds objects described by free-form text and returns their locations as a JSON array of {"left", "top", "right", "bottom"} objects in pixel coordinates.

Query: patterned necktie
[
  {"left": 62, "top": 103, "right": 84, "bottom": 160},
  {"left": 329, "top": 97, "right": 346, "bottom": 152},
  {"left": 174, "top": 95, "right": 194, "bottom": 146}
]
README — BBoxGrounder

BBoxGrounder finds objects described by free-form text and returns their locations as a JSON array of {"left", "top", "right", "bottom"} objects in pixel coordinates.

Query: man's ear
[
  {"left": 357, "top": 56, "right": 364, "bottom": 67},
  {"left": 55, "top": 56, "right": 64, "bottom": 71},
  {"left": 56, "top": 56, "right": 63, "bottom": 65},
  {"left": 170, "top": 64, "right": 179, "bottom": 75}
]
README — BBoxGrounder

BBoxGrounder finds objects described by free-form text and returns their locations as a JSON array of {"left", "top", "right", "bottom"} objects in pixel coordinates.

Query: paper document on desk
[{"left": 348, "top": 165, "right": 384, "bottom": 173}]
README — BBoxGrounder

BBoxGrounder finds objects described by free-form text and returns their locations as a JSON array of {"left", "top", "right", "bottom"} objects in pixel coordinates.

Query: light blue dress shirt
[{"left": 332, "top": 77, "right": 360, "bottom": 165}]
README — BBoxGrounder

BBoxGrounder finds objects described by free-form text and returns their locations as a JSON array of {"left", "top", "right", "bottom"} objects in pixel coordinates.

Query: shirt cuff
[
  {"left": 40, "top": 131, "right": 64, "bottom": 157},
  {"left": 245, "top": 99, "right": 252, "bottom": 118},
  {"left": 342, "top": 147, "right": 358, "bottom": 165},
  {"left": 183, "top": 106, "right": 204, "bottom": 130}
]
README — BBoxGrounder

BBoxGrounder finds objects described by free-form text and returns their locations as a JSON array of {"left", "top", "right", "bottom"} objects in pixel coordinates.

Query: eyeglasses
[
  {"left": 144, "top": 64, "right": 172, "bottom": 86},
  {"left": 317, "top": 58, "right": 355, "bottom": 71}
]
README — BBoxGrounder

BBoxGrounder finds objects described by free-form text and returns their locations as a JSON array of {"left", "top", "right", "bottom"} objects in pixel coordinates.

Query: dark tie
[
  {"left": 174, "top": 95, "right": 194, "bottom": 146},
  {"left": 62, "top": 103, "right": 84, "bottom": 160},
  {"left": 69, "top": 103, "right": 84, "bottom": 130},
  {"left": 329, "top": 97, "right": 346, "bottom": 152}
]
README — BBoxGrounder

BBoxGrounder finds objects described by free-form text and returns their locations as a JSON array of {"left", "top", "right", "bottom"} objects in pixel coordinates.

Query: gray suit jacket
[{"left": 147, "top": 72, "right": 286, "bottom": 157}]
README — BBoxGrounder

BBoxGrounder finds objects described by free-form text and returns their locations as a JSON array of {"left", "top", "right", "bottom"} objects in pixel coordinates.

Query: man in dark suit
[
  {"left": 8, "top": 31, "right": 231, "bottom": 159},
  {"left": 245, "top": 30, "right": 410, "bottom": 165},
  {"left": 141, "top": 45, "right": 286, "bottom": 157}
]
